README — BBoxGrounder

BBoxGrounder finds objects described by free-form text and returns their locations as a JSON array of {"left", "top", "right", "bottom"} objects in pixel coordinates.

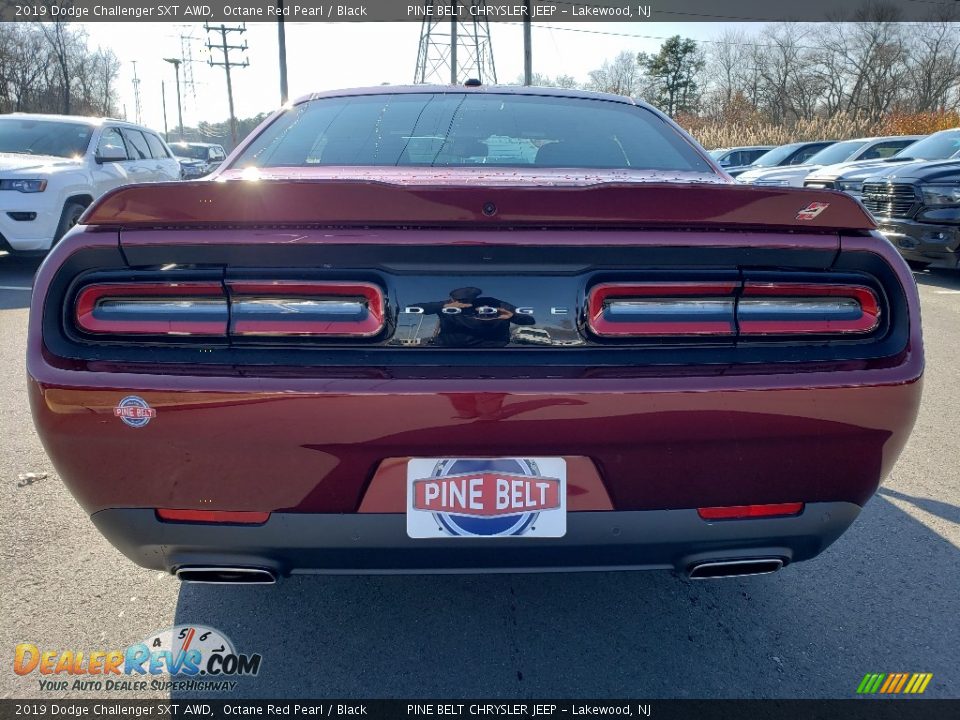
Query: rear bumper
[{"left": 91, "top": 503, "right": 862, "bottom": 575}]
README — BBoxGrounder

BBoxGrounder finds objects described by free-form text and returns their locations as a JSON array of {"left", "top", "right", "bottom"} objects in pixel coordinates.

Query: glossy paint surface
[{"left": 28, "top": 230, "right": 922, "bottom": 518}]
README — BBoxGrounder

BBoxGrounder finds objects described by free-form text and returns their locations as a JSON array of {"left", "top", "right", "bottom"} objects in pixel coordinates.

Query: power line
[{"left": 205, "top": 22, "right": 249, "bottom": 148}]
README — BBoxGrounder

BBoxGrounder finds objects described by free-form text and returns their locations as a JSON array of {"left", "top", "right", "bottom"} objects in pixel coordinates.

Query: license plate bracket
[{"left": 406, "top": 457, "right": 567, "bottom": 539}]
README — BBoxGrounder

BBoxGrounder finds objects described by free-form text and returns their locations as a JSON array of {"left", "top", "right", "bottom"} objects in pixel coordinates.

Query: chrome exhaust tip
[
  {"left": 688, "top": 558, "right": 784, "bottom": 580},
  {"left": 175, "top": 566, "right": 277, "bottom": 584}
]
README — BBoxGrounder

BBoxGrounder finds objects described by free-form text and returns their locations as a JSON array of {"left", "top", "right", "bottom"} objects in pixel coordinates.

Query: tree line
[
  {"left": 529, "top": 18, "right": 960, "bottom": 125},
  {"left": 0, "top": 22, "right": 120, "bottom": 117}
]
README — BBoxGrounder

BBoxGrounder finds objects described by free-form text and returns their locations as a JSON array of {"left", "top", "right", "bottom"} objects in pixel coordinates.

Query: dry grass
[{"left": 681, "top": 111, "right": 958, "bottom": 150}]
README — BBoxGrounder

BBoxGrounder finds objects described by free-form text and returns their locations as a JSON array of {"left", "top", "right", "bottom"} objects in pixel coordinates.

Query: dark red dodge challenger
[{"left": 28, "top": 86, "right": 923, "bottom": 583}]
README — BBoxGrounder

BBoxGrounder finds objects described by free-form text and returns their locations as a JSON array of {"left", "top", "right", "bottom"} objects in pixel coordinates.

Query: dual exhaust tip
[
  {"left": 174, "top": 559, "right": 784, "bottom": 583},
  {"left": 175, "top": 566, "right": 277, "bottom": 584},
  {"left": 688, "top": 558, "right": 784, "bottom": 580}
]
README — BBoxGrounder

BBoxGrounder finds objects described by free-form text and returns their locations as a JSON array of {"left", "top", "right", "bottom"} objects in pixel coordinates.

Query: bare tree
[
  {"left": 906, "top": 20, "right": 960, "bottom": 111},
  {"left": 0, "top": 22, "right": 121, "bottom": 116},
  {"left": 38, "top": 21, "right": 74, "bottom": 115},
  {"left": 587, "top": 51, "right": 643, "bottom": 97}
]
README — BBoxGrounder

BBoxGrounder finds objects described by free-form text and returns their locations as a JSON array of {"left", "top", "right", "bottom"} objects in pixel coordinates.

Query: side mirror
[{"left": 96, "top": 146, "right": 127, "bottom": 164}]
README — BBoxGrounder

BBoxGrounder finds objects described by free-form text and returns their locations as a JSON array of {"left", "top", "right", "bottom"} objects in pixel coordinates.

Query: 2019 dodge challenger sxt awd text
[{"left": 28, "top": 86, "right": 923, "bottom": 583}]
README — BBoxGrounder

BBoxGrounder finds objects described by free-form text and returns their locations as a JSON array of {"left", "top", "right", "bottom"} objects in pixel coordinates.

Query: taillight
[
  {"left": 587, "top": 282, "right": 739, "bottom": 337},
  {"left": 697, "top": 502, "right": 804, "bottom": 520},
  {"left": 73, "top": 280, "right": 385, "bottom": 340},
  {"left": 156, "top": 509, "right": 270, "bottom": 524},
  {"left": 587, "top": 280, "right": 881, "bottom": 339},
  {"left": 738, "top": 282, "right": 880, "bottom": 335},
  {"left": 227, "top": 281, "right": 385, "bottom": 337},
  {"left": 74, "top": 282, "right": 228, "bottom": 336}
]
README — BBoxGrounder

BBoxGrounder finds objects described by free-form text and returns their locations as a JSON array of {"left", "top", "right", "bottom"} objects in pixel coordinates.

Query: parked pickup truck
[
  {"left": 0, "top": 114, "right": 180, "bottom": 253},
  {"left": 862, "top": 159, "right": 960, "bottom": 270},
  {"left": 28, "top": 86, "right": 923, "bottom": 583}
]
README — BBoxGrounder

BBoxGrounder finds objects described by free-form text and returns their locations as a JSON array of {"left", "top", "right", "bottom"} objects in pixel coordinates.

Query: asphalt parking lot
[{"left": 1, "top": 251, "right": 957, "bottom": 700}]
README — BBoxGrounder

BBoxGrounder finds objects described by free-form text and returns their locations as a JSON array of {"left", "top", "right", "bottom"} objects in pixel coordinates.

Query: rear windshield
[
  {"left": 233, "top": 93, "right": 712, "bottom": 173},
  {"left": 173, "top": 144, "right": 211, "bottom": 160}
]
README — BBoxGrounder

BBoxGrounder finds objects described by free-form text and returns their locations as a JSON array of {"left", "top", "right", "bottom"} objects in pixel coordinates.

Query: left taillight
[
  {"left": 74, "top": 282, "right": 229, "bottom": 336},
  {"left": 227, "top": 281, "right": 385, "bottom": 337},
  {"left": 73, "top": 279, "right": 386, "bottom": 340}
]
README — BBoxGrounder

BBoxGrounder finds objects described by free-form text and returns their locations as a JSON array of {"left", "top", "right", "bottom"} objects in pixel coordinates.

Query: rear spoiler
[{"left": 81, "top": 179, "right": 876, "bottom": 232}]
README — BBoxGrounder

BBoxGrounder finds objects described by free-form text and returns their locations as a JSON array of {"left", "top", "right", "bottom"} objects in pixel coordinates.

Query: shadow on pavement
[
  {"left": 878, "top": 487, "right": 960, "bottom": 526},
  {"left": 913, "top": 268, "right": 960, "bottom": 291},
  {"left": 172, "top": 495, "right": 959, "bottom": 699}
]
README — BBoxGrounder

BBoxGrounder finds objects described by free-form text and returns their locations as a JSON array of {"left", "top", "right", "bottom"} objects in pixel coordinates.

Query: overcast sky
[{"left": 83, "top": 21, "right": 744, "bottom": 133}]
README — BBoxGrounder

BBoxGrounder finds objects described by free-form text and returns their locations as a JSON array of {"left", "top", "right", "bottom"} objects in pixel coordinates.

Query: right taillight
[
  {"left": 587, "top": 280, "right": 881, "bottom": 340},
  {"left": 587, "top": 281, "right": 739, "bottom": 337},
  {"left": 738, "top": 282, "right": 880, "bottom": 336}
]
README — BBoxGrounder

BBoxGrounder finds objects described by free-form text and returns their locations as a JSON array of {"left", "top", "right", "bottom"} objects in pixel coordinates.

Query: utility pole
[
  {"left": 523, "top": 0, "right": 532, "bottom": 86},
  {"left": 161, "top": 81, "right": 169, "bottom": 141},
  {"left": 277, "top": 0, "right": 288, "bottom": 104},
  {"left": 163, "top": 58, "right": 184, "bottom": 141},
  {"left": 449, "top": 7, "right": 457, "bottom": 85},
  {"left": 205, "top": 22, "right": 249, "bottom": 149},
  {"left": 131, "top": 61, "right": 142, "bottom": 123}
]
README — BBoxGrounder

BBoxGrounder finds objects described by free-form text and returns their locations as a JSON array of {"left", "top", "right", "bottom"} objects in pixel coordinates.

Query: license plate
[{"left": 406, "top": 458, "right": 567, "bottom": 539}]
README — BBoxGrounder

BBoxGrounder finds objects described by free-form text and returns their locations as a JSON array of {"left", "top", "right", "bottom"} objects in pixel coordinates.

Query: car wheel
[{"left": 53, "top": 201, "right": 87, "bottom": 245}]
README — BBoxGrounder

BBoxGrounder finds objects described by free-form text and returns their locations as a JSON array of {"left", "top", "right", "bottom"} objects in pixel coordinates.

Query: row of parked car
[
  {"left": 1, "top": 111, "right": 956, "bottom": 268},
  {"left": 0, "top": 113, "right": 226, "bottom": 254},
  {"left": 713, "top": 129, "right": 960, "bottom": 269}
]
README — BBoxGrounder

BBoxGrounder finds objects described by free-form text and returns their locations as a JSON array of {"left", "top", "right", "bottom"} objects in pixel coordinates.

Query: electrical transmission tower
[
  {"left": 179, "top": 29, "right": 199, "bottom": 110},
  {"left": 415, "top": 2, "right": 497, "bottom": 85},
  {"left": 131, "top": 61, "right": 142, "bottom": 123},
  {"left": 205, "top": 22, "right": 249, "bottom": 148}
]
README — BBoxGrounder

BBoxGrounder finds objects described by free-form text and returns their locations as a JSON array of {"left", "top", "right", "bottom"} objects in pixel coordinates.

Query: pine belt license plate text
[{"left": 406, "top": 458, "right": 567, "bottom": 539}]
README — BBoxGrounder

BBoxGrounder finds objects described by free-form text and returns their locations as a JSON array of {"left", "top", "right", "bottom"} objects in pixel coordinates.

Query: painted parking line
[
  {"left": 934, "top": 290, "right": 960, "bottom": 295},
  {"left": 0, "top": 286, "right": 31, "bottom": 291}
]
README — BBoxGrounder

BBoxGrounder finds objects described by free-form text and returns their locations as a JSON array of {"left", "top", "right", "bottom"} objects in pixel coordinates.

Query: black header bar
[
  {"left": 1, "top": 700, "right": 959, "bottom": 720},
  {"left": 0, "top": 0, "right": 956, "bottom": 23}
]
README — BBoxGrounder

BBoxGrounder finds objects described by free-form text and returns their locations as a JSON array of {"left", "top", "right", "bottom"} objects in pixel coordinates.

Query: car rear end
[{"left": 27, "top": 89, "right": 923, "bottom": 582}]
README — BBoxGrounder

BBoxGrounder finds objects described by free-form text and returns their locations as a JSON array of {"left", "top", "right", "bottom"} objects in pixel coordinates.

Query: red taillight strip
[
  {"left": 588, "top": 282, "right": 739, "bottom": 337},
  {"left": 156, "top": 509, "right": 271, "bottom": 524},
  {"left": 738, "top": 282, "right": 880, "bottom": 335},
  {"left": 227, "top": 281, "right": 385, "bottom": 337},
  {"left": 697, "top": 503, "right": 804, "bottom": 520},
  {"left": 75, "top": 282, "right": 228, "bottom": 336}
]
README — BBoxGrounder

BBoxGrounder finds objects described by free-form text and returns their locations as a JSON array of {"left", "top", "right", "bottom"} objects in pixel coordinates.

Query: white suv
[{"left": 0, "top": 114, "right": 181, "bottom": 253}]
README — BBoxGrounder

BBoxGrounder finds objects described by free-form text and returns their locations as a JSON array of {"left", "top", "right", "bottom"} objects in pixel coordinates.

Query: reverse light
[
  {"left": 74, "top": 282, "right": 228, "bottom": 336},
  {"left": 697, "top": 503, "right": 804, "bottom": 520},
  {"left": 227, "top": 281, "right": 385, "bottom": 337},
  {"left": 156, "top": 509, "right": 270, "bottom": 524},
  {"left": 0, "top": 178, "right": 47, "bottom": 193},
  {"left": 587, "top": 282, "right": 739, "bottom": 337}
]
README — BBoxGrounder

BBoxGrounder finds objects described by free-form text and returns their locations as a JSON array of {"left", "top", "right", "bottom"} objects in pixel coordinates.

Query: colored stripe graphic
[{"left": 857, "top": 673, "right": 932, "bottom": 694}]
